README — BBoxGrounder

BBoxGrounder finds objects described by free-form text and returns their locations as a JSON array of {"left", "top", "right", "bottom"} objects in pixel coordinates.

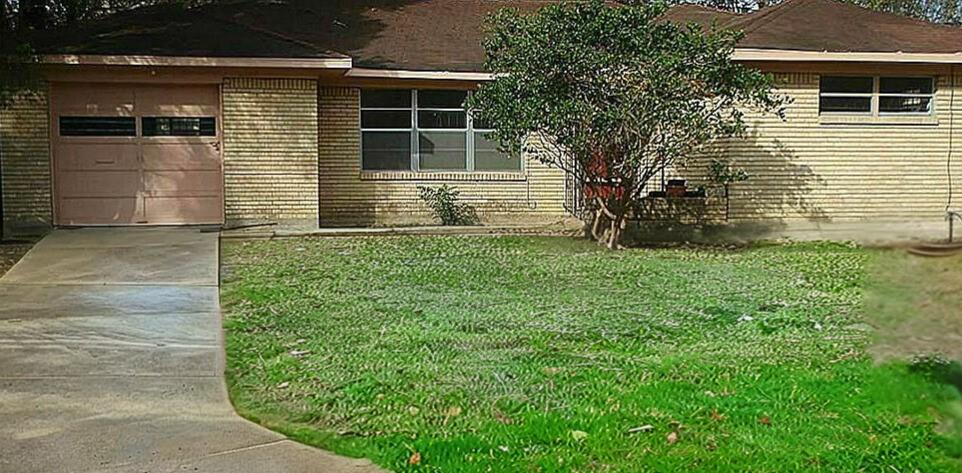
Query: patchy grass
[
  {"left": 865, "top": 251, "right": 962, "bottom": 363},
  {"left": 221, "top": 236, "right": 962, "bottom": 472},
  {"left": 0, "top": 242, "right": 32, "bottom": 277}
]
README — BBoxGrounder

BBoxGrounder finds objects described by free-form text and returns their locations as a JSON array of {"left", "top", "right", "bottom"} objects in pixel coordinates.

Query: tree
[
  {"left": 468, "top": 0, "right": 786, "bottom": 249},
  {"left": 1, "top": 0, "right": 184, "bottom": 105}
]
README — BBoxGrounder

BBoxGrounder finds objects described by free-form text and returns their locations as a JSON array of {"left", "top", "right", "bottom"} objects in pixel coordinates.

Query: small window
[
  {"left": 142, "top": 117, "right": 216, "bottom": 137},
  {"left": 59, "top": 116, "right": 136, "bottom": 136},
  {"left": 819, "top": 76, "right": 873, "bottom": 114},
  {"left": 819, "top": 76, "right": 935, "bottom": 116}
]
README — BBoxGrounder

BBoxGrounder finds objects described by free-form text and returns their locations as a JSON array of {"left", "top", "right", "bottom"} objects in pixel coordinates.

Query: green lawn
[{"left": 221, "top": 236, "right": 962, "bottom": 472}]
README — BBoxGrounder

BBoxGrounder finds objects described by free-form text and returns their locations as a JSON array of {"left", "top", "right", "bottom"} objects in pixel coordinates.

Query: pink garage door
[{"left": 51, "top": 83, "right": 224, "bottom": 225}]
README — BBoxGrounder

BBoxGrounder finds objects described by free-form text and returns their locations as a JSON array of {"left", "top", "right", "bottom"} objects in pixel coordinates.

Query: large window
[
  {"left": 360, "top": 89, "right": 521, "bottom": 172},
  {"left": 819, "top": 76, "right": 934, "bottom": 115}
]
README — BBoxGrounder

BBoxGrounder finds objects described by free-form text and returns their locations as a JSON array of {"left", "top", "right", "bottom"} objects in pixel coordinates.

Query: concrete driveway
[{"left": 0, "top": 228, "right": 383, "bottom": 473}]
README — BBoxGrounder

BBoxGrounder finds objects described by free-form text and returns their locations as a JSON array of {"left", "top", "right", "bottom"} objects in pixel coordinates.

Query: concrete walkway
[{"left": 0, "top": 228, "right": 383, "bottom": 473}]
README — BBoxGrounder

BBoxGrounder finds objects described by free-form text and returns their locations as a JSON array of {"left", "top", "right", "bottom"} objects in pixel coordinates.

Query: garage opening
[{"left": 51, "top": 83, "right": 224, "bottom": 226}]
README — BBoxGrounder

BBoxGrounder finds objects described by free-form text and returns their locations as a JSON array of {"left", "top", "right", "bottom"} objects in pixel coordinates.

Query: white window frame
[
  {"left": 360, "top": 89, "right": 521, "bottom": 173},
  {"left": 359, "top": 91, "right": 415, "bottom": 171},
  {"left": 819, "top": 76, "right": 935, "bottom": 117},
  {"left": 877, "top": 76, "right": 935, "bottom": 116}
]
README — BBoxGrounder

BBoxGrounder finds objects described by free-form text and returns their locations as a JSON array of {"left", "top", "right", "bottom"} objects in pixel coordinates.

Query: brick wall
[
  {"left": 678, "top": 71, "right": 962, "bottom": 223},
  {"left": 317, "top": 86, "right": 568, "bottom": 226},
  {"left": 0, "top": 90, "right": 52, "bottom": 237},
  {"left": 222, "top": 78, "right": 319, "bottom": 227}
]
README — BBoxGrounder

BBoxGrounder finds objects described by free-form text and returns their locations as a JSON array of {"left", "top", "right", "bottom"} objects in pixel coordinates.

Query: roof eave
[
  {"left": 345, "top": 67, "right": 493, "bottom": 81},
  {"left": 733, "top": 48, "right": 962, "bottom": 64},
  {"left": 41, "top": 54, "right": 353, "bottom": 69}
]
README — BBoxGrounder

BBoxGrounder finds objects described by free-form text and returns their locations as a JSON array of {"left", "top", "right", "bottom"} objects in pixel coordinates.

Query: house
[{"left": 2, "top": 0, "right": 961, "bottom": 241}]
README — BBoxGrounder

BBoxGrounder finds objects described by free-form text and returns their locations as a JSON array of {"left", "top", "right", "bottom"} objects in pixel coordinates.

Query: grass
[{"left": 221, "top": 236, "right": 962, "bottom": 472}]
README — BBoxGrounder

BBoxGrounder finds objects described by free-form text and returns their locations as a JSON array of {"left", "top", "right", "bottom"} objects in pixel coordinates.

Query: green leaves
[{"left": 468, "top": 0, "right": 788, "bottom": 235}]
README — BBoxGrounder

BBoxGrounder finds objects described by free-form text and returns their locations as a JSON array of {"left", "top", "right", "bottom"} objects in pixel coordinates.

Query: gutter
[
  {"left": 733, "top": 48, "right": 962, "bottom": 64},
  {"left": 345, "top": 68, "right": 494, "bottom": 81},
  {"left": 40, "top": 54, "right": 353, "bottom": 69}
]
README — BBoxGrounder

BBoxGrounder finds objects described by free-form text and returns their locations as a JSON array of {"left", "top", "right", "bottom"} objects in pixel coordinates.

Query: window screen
[
  {"left": 879, "top": 77, "right": 934, "bottom": 114},
  {"left": 361, "top": 89, "right": 413, "bottom": 171},
  {"left": 419, "top": 132, "right": 467, "bottom": 170},
  {"left": 474, "top": 132, "right": 521, "bottom": 171},
  {"left": 142, "top": 117, "right": 216, "bottom": 136},
  {"left": 819, "top": 76, "right": 873, "bottom": 113},
  {"left": 59, "top": 116, "right": 136, "bottom": 136},
  {"left": 362, "top": 132, "right": 412, "bottom": 171}
]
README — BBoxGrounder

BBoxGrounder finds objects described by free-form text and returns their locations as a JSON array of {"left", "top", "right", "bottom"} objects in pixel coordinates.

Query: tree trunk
[{"left": 591, "top": 196, "right": 628, "bottom": 250}]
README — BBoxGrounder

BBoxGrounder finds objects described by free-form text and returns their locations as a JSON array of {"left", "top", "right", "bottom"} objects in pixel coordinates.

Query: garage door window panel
[
  {"left": 142, "top": 117, "right": 216, "bottom": 137},
  {"left": 59, "top": 116, "right": 136, "bottom": 136}
]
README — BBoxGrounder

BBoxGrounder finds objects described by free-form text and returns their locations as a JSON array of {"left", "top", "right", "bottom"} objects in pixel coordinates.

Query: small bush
[{"left": 417, "top": 185, "right": 479, "bottom": 226}]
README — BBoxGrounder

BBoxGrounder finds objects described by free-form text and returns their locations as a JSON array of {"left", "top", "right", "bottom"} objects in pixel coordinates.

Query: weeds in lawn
[{"left": 222, "top": 237, "right": 962, "bottom": 472}]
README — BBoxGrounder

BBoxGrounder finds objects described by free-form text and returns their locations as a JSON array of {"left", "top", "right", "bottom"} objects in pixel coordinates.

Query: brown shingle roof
[
  {"left": 33, "top": 0, "right": 962, "bottom": 71},
  {"left": 659, "top": 3, "right": 738, "bottom": 30},
  {"left": 34, "top": 0, "right": 555, "bottom": 72},
  {"left": 667, "top": 0, "right": 962, "bottom": 54}
]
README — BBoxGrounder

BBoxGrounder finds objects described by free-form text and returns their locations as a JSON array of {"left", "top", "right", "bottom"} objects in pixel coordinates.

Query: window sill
[
  {"left": 360, "top": 171, "right": 527, "bottom": 182},
  {"left": 818, "top": 115, "right": 939, "bottom": 126}
]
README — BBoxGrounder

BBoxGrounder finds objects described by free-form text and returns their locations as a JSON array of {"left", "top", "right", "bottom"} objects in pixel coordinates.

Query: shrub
[{"left": 417, "top": 185, "right": 479, "bottom": 226}]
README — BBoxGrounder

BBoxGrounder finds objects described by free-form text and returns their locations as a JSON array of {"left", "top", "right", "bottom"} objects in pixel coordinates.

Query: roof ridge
[
  {"left": 727, "top": 0, "right": 808, "bottom": 34},
  {"left": 672, "top": 2, "right": 742, "bottom": 15}
]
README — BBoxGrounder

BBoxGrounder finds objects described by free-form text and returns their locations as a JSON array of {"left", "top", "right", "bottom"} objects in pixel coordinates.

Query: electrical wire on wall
[{"left": 946, "top": 65, "right": 956, "bottom": 212}]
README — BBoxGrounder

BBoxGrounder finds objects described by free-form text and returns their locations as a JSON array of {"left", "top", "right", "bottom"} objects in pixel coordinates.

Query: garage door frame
[{"left": 49, "top": 82, "right": 226, "bottom": 227}]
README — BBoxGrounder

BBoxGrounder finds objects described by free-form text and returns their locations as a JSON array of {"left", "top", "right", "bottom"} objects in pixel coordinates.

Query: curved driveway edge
[{"left": 0, "top": 228, "right": 385, "bottom": 473}]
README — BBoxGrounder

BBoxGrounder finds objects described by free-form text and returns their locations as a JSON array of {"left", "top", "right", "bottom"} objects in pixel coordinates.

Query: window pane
[
  {"left": 418, "top": 90, "right": 467, "bottom": 109},
  {"left": 880, "top": 77, "right": 933, "bottom": 95},
  {"left": 361, "top": 89, "right": 411, "bottom": 108},
  {"left": 820, "top": 96, "right": 872, "bottom": 113},
  {"left": 362, "top": 131, "right": 411, "bottom": 170},
  {"left": 473, "top": 114, "right": 494, "bottom": 130},
  {"left": 60, "top": 116, "right": 135, "bottom": 136},
  {"left": 142, "top": 117, "right": 216, "bottom": 137},
  {"left": 475, "top": 132, "right": 521, "bottom": 171},
  {"left": 418, "top": 110, "right": 466, "bottom": 129},
  {"left": 362, "top": 110, "right": 411, "bottom": 129},
  {"left": 880, "top": 96, "right": 932, "bottom": 113},
  {"left": 419, "top": 132, "right": 466, "bottom": 170},
  {"left": 820, "top": 76, "right": 873, "bottom": 94}
]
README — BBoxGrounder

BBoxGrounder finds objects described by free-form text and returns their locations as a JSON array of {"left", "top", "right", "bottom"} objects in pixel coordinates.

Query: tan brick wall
[
  {"left": 0, "top": 90, "right": 52, "bottom": 237},
  {"left": 222, "top": 78, "right": 319, "bottom": 226},
  {"left": 679, "top": 71, "right": 962, "bottom": 225},
  {"left": 317, "top": 87, "right": 567, "bottom": 226}
]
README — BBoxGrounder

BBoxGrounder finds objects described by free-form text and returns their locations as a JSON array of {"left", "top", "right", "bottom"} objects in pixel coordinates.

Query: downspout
[
  {"left": 946, "top": 65, "right": 956, "bottom": 213},
  {"left": 945, "top": 66, "right": 957, "bottom": 241}
]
